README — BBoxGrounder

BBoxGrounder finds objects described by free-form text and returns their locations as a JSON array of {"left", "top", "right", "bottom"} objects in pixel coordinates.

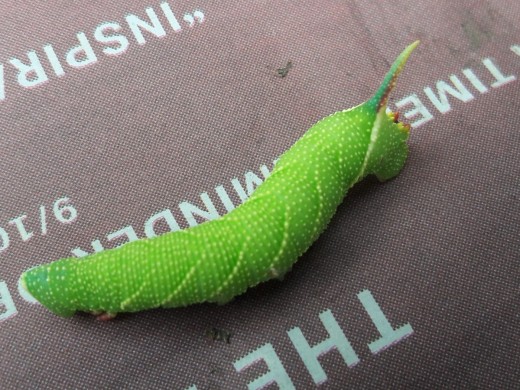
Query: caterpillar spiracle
[{"left": 21, "top": 41, "right": 419, "bottom": 319}]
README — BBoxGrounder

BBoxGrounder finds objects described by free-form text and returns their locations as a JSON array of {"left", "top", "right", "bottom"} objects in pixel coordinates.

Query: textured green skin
[{"left": 22, "top": 42, "right": 419, "bottom": 317}]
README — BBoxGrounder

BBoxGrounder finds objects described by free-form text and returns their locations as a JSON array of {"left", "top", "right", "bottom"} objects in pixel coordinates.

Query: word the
[{"left": 187, "top": 290, "right": 413, "bottom": 389}]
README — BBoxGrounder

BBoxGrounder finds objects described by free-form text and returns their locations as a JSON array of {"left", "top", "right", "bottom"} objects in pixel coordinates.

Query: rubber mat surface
[{"left": 1, "top": 1, "right": 519, "bottom": 388}]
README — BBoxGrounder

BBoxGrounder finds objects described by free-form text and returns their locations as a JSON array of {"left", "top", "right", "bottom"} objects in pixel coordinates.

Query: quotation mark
[{"left": 183, "top": 10, "right": 205, "bottom": 27}]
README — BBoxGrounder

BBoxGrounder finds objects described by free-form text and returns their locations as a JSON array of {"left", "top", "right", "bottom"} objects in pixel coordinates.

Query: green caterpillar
[{"left": 21, "top": 41, "right": 419, "bottom": 319}]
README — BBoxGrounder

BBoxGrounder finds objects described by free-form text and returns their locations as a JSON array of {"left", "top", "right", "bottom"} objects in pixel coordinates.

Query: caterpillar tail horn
[
  {"left": 370, "top": 40, "right": 420, "bottom": 113},
  {"left": 362, "top": 40, "right": 419, "bottom": 182}
]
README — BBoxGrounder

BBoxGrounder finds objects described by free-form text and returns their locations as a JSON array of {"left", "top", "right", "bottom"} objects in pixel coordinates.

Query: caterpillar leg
[
  {"left": 212, "top": 293, "right": 235, "bottom": 306},
  {"left": 269, "top": 267, "right": 287, "bottom": 281},
  {"left": 91, "top": 311, "right": 117, "bottom": 321}
]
